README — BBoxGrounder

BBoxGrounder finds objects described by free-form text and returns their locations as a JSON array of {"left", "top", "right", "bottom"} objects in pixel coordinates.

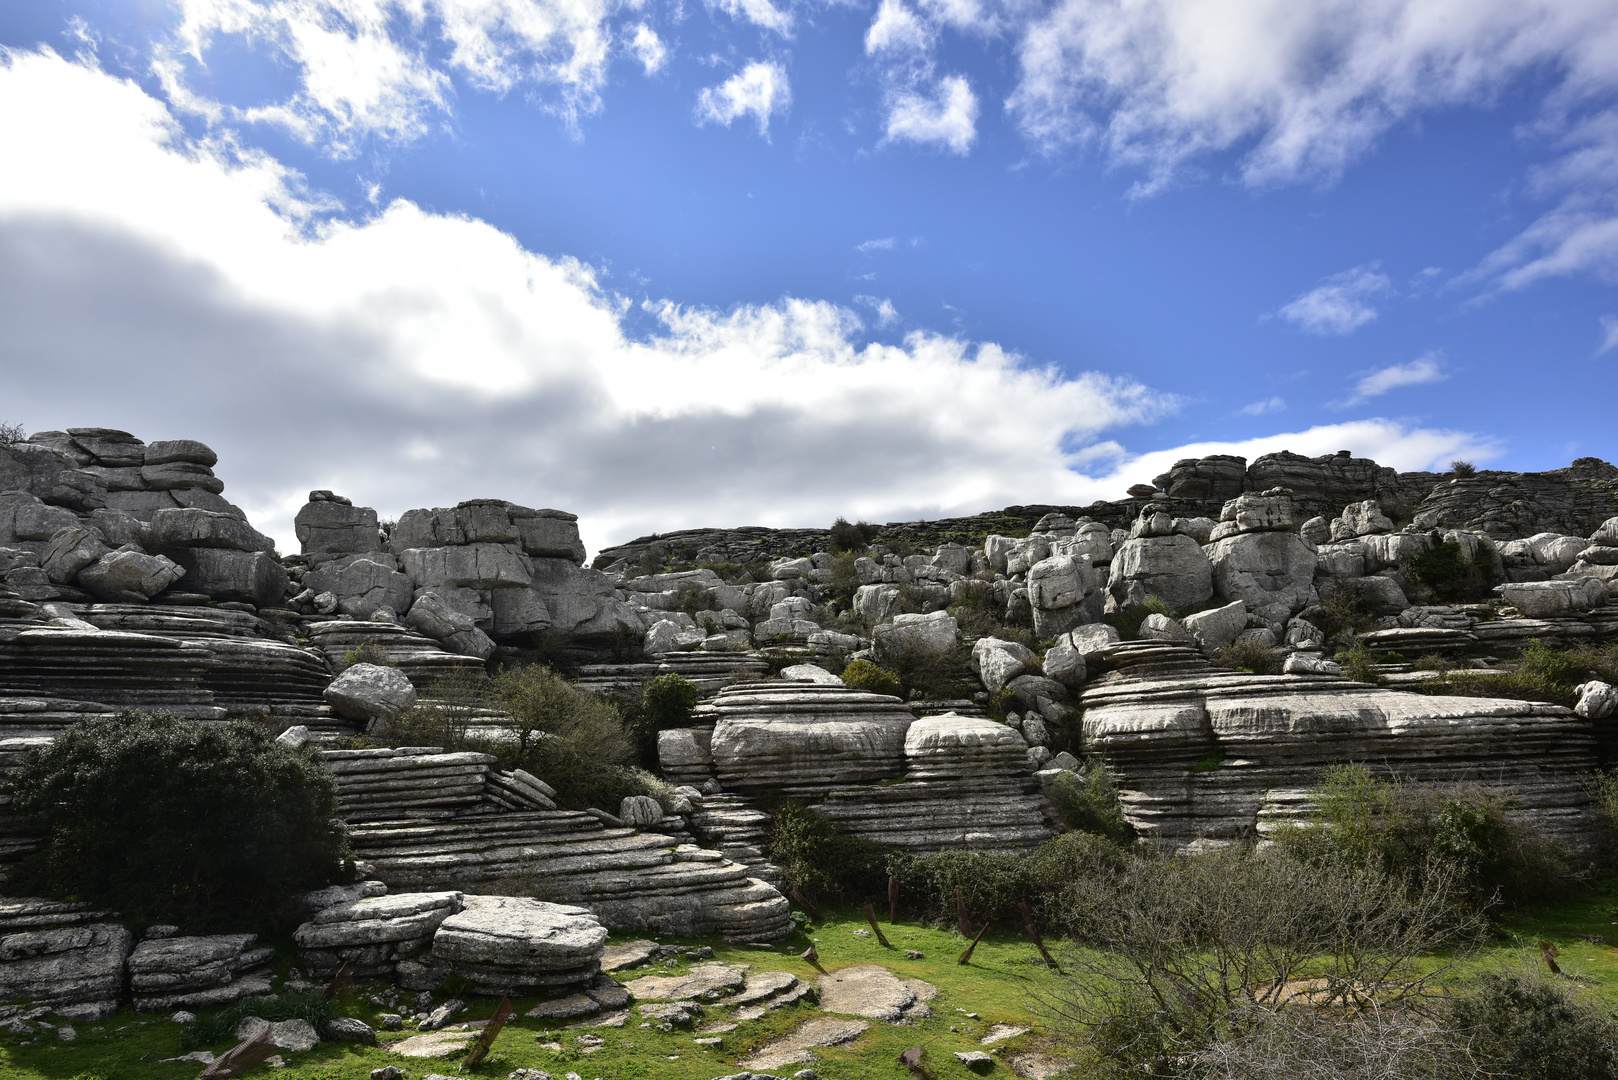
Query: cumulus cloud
[
  {"left": 157, "top": 0, "right": 615, "bottom": 152},
  {"left": 0, "top": 48, "right": 1190, "bottom": 553},
  {"left": 696, "top": 61, "right": 791, "bottom": 137},
  {"left": 1007, "top": 0, "right": 1618, "bottom": 193},
  {"left": 882, "top": 75, "right": 978, "bottom": 154},
  {"left": 1238, "top": 396, "right": 1286, "bottom": 416},
  {"left": 1278, "top": 264, "right": 1393, "bottom": 335},
  {"left": 628, "top": 24, "right": 667, "bottom": 75},
  {"left": 1336, "top": 353, "right": 1447, "bottom": 407},
  {"left": 855, "top": 295, "right": 901, "bottom": 326},
  {"left": 866, "top": 0, "right": 933, "bottom": 54},
  {"left": 707, "top": 0, "right": 794, "bottom": 35},
  {"left": 856, "top": 237, "right": 897, "bottom": 253}
]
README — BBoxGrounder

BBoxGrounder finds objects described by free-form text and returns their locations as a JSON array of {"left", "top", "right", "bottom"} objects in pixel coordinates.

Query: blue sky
[{"left": 0, "top": 0, "right": 1615, "bottom": 553}]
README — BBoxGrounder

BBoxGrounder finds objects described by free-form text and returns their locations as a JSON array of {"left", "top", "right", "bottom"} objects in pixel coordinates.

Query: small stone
[
  {"left": 57, "top": 1026, "right": 76, "bottom": 1041},
  {"left": 371, "top": 1068, "right": 404, "bottom": 1080},
  {"left": 420, "top": 999, "right": 466, "bottom": 1031},
  {"left": 170, "top": 1011, "right": 196, "bottom": 1024},
  {"left": 326, "top": 1017, "right": 377, "bottom": 1045},
  {"left": 904, "top": 950, "right": 923, "bottom": 960},
  {"left": 955, "top": 1049, "right": 994, "bottom": 1071}
]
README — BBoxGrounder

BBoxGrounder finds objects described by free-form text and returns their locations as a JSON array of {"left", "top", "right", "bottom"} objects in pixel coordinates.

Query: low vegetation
[
  {"left": 11, "top": 711, "right": 350, "bottom": 932},
  {"left": 1417, "top": 639, "right": 1618, "bottom": 708}
]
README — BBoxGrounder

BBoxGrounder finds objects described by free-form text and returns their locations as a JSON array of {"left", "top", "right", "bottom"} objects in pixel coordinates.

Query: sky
[{"left": 0, "top": 1, "right": 1615, "bottom": 557}]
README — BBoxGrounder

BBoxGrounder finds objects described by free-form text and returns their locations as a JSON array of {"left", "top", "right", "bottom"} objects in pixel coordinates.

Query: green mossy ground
[{"left": 11, "top": 889, "right": 1618, "bottom": 1080}]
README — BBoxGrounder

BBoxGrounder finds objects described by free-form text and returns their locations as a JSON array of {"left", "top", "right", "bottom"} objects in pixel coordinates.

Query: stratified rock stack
[
  {"left": 304, "top": 621, "right": 485, "bottom": 686},
  {"left": 810, "top": 715, "right": 1053, "bottom": 851},
  {"left": 405, "top": 896, "right": 607, "bottom": 994},
  {"left": 0, "top": 909, "right": 131, "bottom": 1014},
  {"left": 706, "top": 682, "right": 918, "bottom": 796},
  {"left": 1081, "top": 641, "right": 1601, "bottom": 853},
  {"left": 294, "top": 889, "right": 461, "bottom": 980},
  {"left": 0, "top": 625, "right": 220, "bottom": 717},
  {"left": 127, "top": 933, "right": 275, "bottom": 1011},
  {"left": 327, "top": 748, "right": 500, "bottom": 821}
]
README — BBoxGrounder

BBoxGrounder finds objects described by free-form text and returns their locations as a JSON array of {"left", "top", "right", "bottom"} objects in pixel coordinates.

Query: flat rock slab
[
  {"left": 525, "top": 993, "right": 600, "bottom": 1021},
  {"left": 234, "top": 1017, "right": 319, "bottom": 1052},
  {"left": 982, "top": 1022, "right": 1029, "bottom": 1044},
  {"left": 730, "top": 970, "right": 798, "bottom": 1006},
  {"left": 433, "top": 896, "right": 607, "bottom": 969},
  {"left": 386, "top": 1031, "right": 475, "bottom": 1057},
  {"left": 599, "top": 939, "right": 660, "bottom": 972},
  {"left": 639, "top": 1000, "right": 702, "bottom": 1028},
  {"left": 817, "top": 965, "right": 932, "bottom": 1023},
  {"left": 624, "top": 962, "right": 748, "bottom": 1001},
  {"left": 1009, "top": 1051, "right": 1072, "bottom": 1078},
  {"left": 739, "top": 1016, "right": 869, "bottom": 1070}
]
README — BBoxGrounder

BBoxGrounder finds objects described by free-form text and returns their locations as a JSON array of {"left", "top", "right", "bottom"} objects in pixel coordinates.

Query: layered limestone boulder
[
  {"left": 1107, "top": 533, "right": 1213, "bottom": 612},
  {"left": 294, "top": 888, "right": 461, "bottom": 980},
  {"left": 706, "top": 682, "right": 918, "bottom": 796},
  {"left": 0, "top": 920, "right": 132, "bottom": 1009},
  {"left": 410, "top": 896, "right": 607, "bottom": 995},
  {"left": 127, "top": 933, "right": 275, "bottom": 1012},
  {"left": 810, "top": 714, "right": 1052, "bottom": 851},
  {"left": 1206, "top": 532, "right": 1319, "bottom": 626},
  {"left": 1081, "top": 641, "right": 1601, "bottom": 855},
  {"left": 294, "top": 492, "right": 381, "bottom": 555}
]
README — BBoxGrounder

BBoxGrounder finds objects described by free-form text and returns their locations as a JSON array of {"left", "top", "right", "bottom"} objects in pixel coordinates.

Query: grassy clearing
[{"left": 0, "top": 911, "right": 1067, "bottom": 1080}]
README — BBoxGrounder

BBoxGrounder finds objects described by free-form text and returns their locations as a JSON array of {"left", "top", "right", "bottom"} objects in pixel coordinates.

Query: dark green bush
[
  {"left": 840, "top": 659, "right": 902, "bottom": 697},
  {"left": 829, "top": 517, "right": 877, "bottom": 555},
  {"left": 1317, "top": 580, "right": 1382, "bottom": 639},
  {"left": 1445, "top": 970, "right": 1618, "bottom": 1080},
  {"left": 1272, "top": 762, "right": 1568, "bottom": 909},
  {"left": 1215, "top": 639, "right": 1283, "bottom": 675},
  {"left": 1417, "top": 640, "right": 1618, "bottom": 708},
  {"left": 12, "top": 712, "right": 350, "bottom": 932},
  {"left": 886, "top": 848, "right": 1031, "bottom": 928},
  {"left": 1450, "top": 459, "right": 1477, "bottom": 477},
  {"left": 627, "top": 673, "right": 700, "bottom": 761},
  {"left": 182, "top": 991, "right": 332, "bottom": 1051},
  {"left": 1108, "top": 597, "right": 1169, "bottom": 641},
  {"left": 1046, "top": 764, "right": 1135, "bottom": 846},
  {"left": 339, "top": 640, "right": 392, "bottom": 670},
  {"left": 1407, "top": 540, "right": 1494, "bottom": 602},
  {"left": 764, "top": 800, "right": 891, "bottom": 902},
  {"left": 826, "top": 551, "right": 862, "bottom": 612}
]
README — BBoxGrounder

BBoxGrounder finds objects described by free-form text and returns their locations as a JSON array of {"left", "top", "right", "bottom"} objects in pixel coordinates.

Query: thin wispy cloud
[
  {"left": 855, "top": 295, "right": 900, "bottom": 327},
  {"left": 1277, "top": 265, "right": 1393, "bottom": 336},
  {"left": 628, "top": 24, "right": 667, "bottom": 75},
  {"left": 882, "top": 75, "right": 978, "bottom": 155},
  {"left": 1601, "top": 315, "right": 1618, "bottom": 355},
  {"left": 1238, "top": 396, "right": 1285, "bottom": 416},
  {"left": 857, "top": 237, "right": 897, "bottom": 253},
  {"left": 1336, "top": 353, "right": 1447, "bottom": 408},
  {"left": 696, "top": 61, "right": 790, "bottom": 137}
]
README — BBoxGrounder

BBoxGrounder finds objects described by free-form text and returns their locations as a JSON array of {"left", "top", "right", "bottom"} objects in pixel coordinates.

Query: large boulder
[
  {"left": 1107, "top": 534, "right": 1214, "bottom": 613},
  {"left": 399, "top": 544, "right": 533, "bottom": 591},
  {"left": 39, "top": 526, "right": 106, "bottom": 584},
  {"left": 0, "top": 491, "right": 80, "bottom": 545},
  {"left": 405, "top": 590, "right": 496, "bottom": 659},
  {"left": 1026, "top": 554, "right": 1096, "bottom": 637},
  {"left": 169, "top": 548, "right": 289, "bottom": 607},
  {"left": 295, "top": 494, "right": 381, "bottom": 555},
  {"left": 305, "top": 553, "right": 412, "bottom": 618},
  {"left": 1206, "top": 531, "right": 1318, "bottom": 624},
  {"left": 853, "top": 583, "right": 903, "bottom": 621},
  {"left": 0, "top": 923, "right": 133, "bottom": 1007},
  {"left": 1211, "top": 490, "right": 1294, "bottom": 538},
  {"left": 390, "top": 501, "right": 585, "bottom": 564},
  {"left": 323, "top": 663, "right": 418, "bottom": 722},
  {"left": 76, "top": 548, "right": 185, "bottom": 601},
  {"left": 1181, "top": 599, "right": 1247, "bottom": 653},
  {"left": 1499, "top": 578, "right": 1607, "bottom": 618},
  {"left": 971, "top": 637, "right": 1035, "bottom": 692},
  {"left": 147, "top": 508, "right": 275, "bottom": 554},
  {"left": 1330, "top": 500, "right": 1394, "bottom": 540},
  {"left": 425, "top": 896, "right": 607, "bottom": 995}
]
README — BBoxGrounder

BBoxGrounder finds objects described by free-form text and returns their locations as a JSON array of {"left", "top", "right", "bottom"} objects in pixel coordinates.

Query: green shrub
[
  {"left": 826, "top": 550, "right": 862, "bottom": 612},
  {"left": 0, "top": 419, "right": 25, "bottom": 446},
  {"left": 1407, "top": 539, "right": 1494, "bottom": 602},
  {"left": 840, "top": 659, "right": 903, "bottom": 697},
  {"left": 765, "top": 800, "right": 891, "bottom": 902},
  {"left": 11, "top": 712, "right": 350, "bottom": 932},
  {"left": 1336, "top": 640, "right": 1376, "bottom": 682},
  {"left": 1046, "top": 764, "right": 1135, "bottom": 846},
  {"left": 340, "top": 640, "right": 392, "bottom": 670},
  {"left": 1417, "top": 640, "right": 1618, "bottom": 708},
  {"left": 628, "top": 673, "right": 700, "bottom": 761},
  {"left": 1445, "top": 969, "right": 1618, "bottom": 1080},
  {"left": 1216, "top": 640, "right": 1283, "bottom": 675},
  {"left": 1109, "top": 597, "right": 1168, "bottom": 641},
  {"left": 886, "top": 848, "right": 1031, "bottom": 928},
  {"left": 1272, "top": 762, "right": 1568, "bottom": 909},
  {"left": 884, "top": 642, "right": 979, "bottom": 702},
  {"left": 1023, "top": 831, "right": 1132, "bottom": 934},
  {"left": 829, "top": 517, "right": 877, "bottom": 554},
  {"left": 1317, "top": 580, "right": 1382, "bottom": 639},
  {"left": 1450, "top": 459, "right": 1477, "bottom": 477},
  {"left": 182, "top": 991, "right": 332, "bottom": 1051}
]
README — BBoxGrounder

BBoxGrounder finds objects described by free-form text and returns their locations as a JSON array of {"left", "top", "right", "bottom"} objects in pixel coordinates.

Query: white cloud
[
  {"left": 628, "top": 23, "right": 667, "bottom": 75},
  {"left": 856, "top": 237, "right": 897, "bottom": 253},
  {"left": 158, "top": 0, "right": 616, "bottom": 153},
  {"left": 883, "top": 75, "right": 978, "bottom": 155},
  {"left": 1238, "top": 396, "right": 1286, "bottom": 416},
  {"left": 696, "top": 61, "right": 791, "bottom": 137},
  {"left": 707, "top": 0, "right": 794, "bottom": 35},
  {"left": 1337, "top": 353, "right": 1447, "bottom": 407},
  {"left": 1600, "top": 315, "right": 1618, "bottom": 354},
  {"left": 1007, "top": 0, "right": 1618, "bottom": 193},
  {"left": 1, "top": 48, "right": 1198, "bottom": 554},
  {"left": 866, "top": 0, "right": 933, "bottom": 54},
  {"left": 855, "top": 295, "right": 900, "bottom": 326},
  {"left": 1277, "top": 264, "right": 1393, "bottom": 335}
]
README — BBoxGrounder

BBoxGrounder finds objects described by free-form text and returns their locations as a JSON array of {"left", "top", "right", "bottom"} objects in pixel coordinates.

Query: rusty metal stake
[
  {"left": 863, "top": 902, "right": 892, "bottom": 948},
  {"left": 790, "top": 887, "right": 823, "bottom": 922},
  {"left": 957, "top": 920, "right": 989, "bottom": 965},
  {"left": 462, "top": 997, "right": 515, "bottom": 1069},
  {"left": 198, "top": 1032, "right": 276, "bottom": 1080},
  {"left": 956, "top": 888, "right": 972, "bottom": 938},
  {"left": 1018, "top": 901, "right": 1060, "bottom": 971},
  {"left": 889, "top": 876, "right": 900, "bottom": 923}
]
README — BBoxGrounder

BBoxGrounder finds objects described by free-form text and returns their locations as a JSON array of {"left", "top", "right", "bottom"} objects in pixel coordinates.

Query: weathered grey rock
[
  {"left": 404, "top": 590, "right": 497, "bottom": 659},
  {"left": 1330, "top": 500, "right": 1394, "bottom": 540},
  {"left": 1139, "top": 613, "right": 1193, "bottom": 642},
  {"left": 325, "top": 1017, "right": 377, "bottom": 1044},
  {"left": 294, "top": 891, "right": 464, "bottom": 979},
  {"left": 147, "top": 508, "right": 274, "bottom": 554},
  {"left": 128, "top": 933, "right": 274, "bottom": 1010},
  {"left": 0, "top": 492, "right": 81, "bottom": 545},
  {"left": 235, "top": 1016, "right": 320, "bottom": 1052},
  {"left": 1499, "top": 578, "right": 1607, "bottom": 618},
  {"left": 1575, "top": 681, "right": 1618, "bottom": 720},
  {"left": 144, "top": 440, "right": 217, "bottom": 468},
  {"left": 780, "top": 664, "right": 843, "bottom": 685},
  {"left": 1206, "top": 531, "right": 1318, "bottom": 623},
  {"left": 1282, "top": 654, "right": 1342, "bottom": 676},
  {"left": 39, "top": 527, "right": 106, "bottom": 585},
  {"left": 619, "top": 796, "right": 665, "bottom": 827},
  {"left": 1027, "top": 554, "right": 1096, "bottom": 636},
  {"left": 1107, "top": 534, "right": 1213, "bottom": 613},
  {"left": 296, "top": 497, "right": 381, "bottom": 555},
  {"left": 1064, "top": 623, "right": 1121, "bottom": 665},
  {"left": 1213, "top": 490, "right": 1295, "bottom": 537},
  {"left": 872, "top": 612, "right": 957, "bottom": 665},
  {"left": 1182, "top": 600, "right": 1247, "bottom": 653},
  {"left": 168, "top": 548, "right": 288, "bottom": 606},
  {"left": 324, "top": 663, "right": 418, "bottom": 722},
  {"left": 421, "top": 896, "right": 607, "bottom": 995},
  {"left": 75, "top": 547, "right": 185, "bottom": 601},
  {"left": 970, "top": 637, "right": 1034, "bottom": 693},
  {"left": 853, "top": 583, "right": 902, "bottom": 621},
  {"left": 816, "top": 965, "right": 930, "bottom": 1023},
  {"left": 708, "top": 683, "right": 916, "bottom": 796},
  {"left": 624, "top": 962, "right": 747, "bottom": 1002},
  {"left": 400, "top": 544, "right": 532, "bottom": 592},
  {"left": 1299, "top": 515, "right": 1331, "bottom": 546},
  {"left": 0, "top": 923, "right": 132, "bottom": 1005},
  {"left": 306, "top": 553, "right": 412, "bottom": 618}
]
